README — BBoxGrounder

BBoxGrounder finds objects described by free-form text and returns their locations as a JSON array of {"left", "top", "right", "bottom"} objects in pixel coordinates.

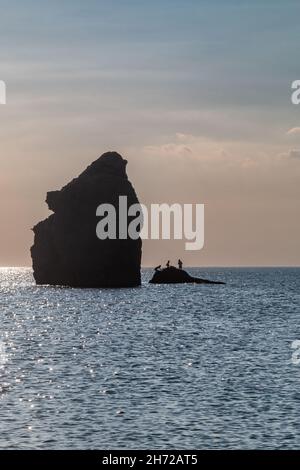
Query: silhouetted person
[
  {"left": 178, "top": 259, "right": 183, "bottom": 270},
  {"left": 166, "top": 260, "right": 170, "bottom": 268},
  {"left": 154, "top": 265, "right": 161, "bottom": 272}
]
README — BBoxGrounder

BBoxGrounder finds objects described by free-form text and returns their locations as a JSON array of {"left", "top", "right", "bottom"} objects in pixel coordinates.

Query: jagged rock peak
[{"left": 80, "top": 151, "right": 128, "bottom": 179}]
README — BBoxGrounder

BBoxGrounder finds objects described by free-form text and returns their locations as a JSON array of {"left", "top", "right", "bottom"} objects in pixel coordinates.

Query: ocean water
[{"left": 0, "top": 267, "right": 299, "bottom": 450}]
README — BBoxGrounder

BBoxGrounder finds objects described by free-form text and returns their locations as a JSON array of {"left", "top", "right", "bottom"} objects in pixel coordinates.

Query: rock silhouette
[
  {"left": 31, "top": 152, "right": 142, "bottom": 287},
  {"left": 149, "top": 267, "right": 225, "bottom": 285}
]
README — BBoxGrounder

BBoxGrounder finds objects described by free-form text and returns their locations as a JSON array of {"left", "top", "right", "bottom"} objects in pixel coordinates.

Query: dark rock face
[
  {"left": 31, "top": 152, "right": 142, "bottom": 287},
  {"left": 149, "top": 267, "right": 225, "bottom": 285}
]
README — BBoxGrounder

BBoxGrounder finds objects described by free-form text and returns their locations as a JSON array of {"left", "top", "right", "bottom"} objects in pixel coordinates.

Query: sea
[{"left": 0, "top": 267, "right": 299, "bottom": 450}]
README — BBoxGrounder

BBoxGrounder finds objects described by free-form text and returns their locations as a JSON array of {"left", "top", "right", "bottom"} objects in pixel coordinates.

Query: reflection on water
[{"left": 0, "top": 267, "right": 299, "bottom": 449}]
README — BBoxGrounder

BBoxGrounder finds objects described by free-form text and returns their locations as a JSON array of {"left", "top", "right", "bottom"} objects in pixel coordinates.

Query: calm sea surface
[{"left": 0, "top": 267, "right": 299, "bottom": 449}]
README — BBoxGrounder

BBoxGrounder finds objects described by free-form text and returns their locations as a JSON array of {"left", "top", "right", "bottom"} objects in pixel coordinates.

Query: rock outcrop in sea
[
  {"left": 149, "top": 267, "right": 225, "bottom": 285},
  {"left": 31, "top": 152, "right": 142, "bottom": 287}
]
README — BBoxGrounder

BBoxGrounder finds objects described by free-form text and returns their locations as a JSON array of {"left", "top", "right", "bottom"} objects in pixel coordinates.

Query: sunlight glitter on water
[{"left": 0, "top": 267, "right": 299, "bottom": 449}]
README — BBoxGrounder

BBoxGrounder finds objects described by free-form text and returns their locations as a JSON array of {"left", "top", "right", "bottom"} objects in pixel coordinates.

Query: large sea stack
[{"left": 31, "top": 152, "right": 142, "bottom": 287}]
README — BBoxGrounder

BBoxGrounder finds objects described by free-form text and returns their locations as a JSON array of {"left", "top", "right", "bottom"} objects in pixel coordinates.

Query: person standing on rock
[
  {"left": 166, "top": 260, "right": 170, "bottom": 268},
  {"left": 178, "top": 259, "right": 183, "bottom": 269}
]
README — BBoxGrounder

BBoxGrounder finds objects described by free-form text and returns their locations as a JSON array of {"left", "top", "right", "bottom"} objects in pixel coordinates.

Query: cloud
[
  {"left": 144, "top": 143, "right": 192, "bottom": 157},
  {"left": 288, "top": 149, "right": 300, "bottom": 159},
  {"left": 143, "top": 133, "right": 258, "bottom": 167},
  {"left": 286, "top": 127, "right": 300, "bottom": 135},
  {"left": 175, "top": 133, "right": 195, "bottom": 142}
]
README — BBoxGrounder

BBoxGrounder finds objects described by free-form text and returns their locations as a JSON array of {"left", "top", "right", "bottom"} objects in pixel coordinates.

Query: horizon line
[{"left": 1, "top": 265, "right": 300, "bottom": 269}]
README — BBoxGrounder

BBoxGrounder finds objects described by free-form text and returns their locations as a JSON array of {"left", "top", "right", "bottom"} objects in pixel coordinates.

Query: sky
[{"left": 0, "top": 0, "right": 300, "bottom": 266}]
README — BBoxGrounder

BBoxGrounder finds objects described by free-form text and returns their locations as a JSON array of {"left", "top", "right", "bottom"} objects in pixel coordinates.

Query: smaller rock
[{"left": 149, "top": 266, "right": 225, "bottom": 285}]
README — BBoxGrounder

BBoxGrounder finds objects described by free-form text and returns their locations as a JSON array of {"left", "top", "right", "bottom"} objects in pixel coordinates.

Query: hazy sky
[{"left": 0, "top": 0, "right": 300, "bottom": 266}]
